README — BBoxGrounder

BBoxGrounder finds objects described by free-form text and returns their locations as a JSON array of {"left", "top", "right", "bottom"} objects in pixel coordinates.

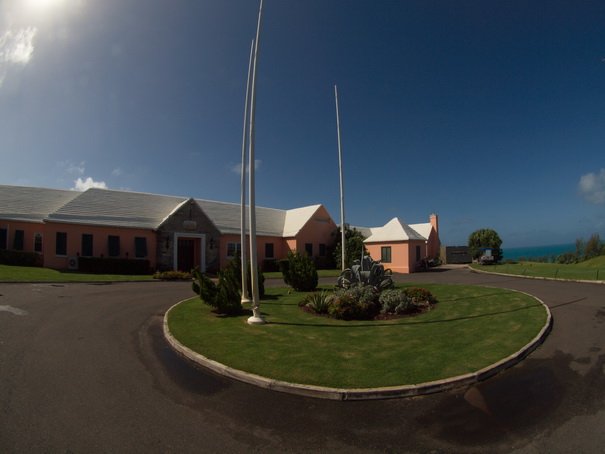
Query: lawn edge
[
  {"left": 163, "top": 292, "right": 553, "bottom": 401},
  {"left": 468, "top": 265, "right": 605, "bottom": 284}
]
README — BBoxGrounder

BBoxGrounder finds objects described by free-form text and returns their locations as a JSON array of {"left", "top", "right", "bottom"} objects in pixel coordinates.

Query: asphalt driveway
[{"left": 0, "top": 267, "right": 603, "bottom": 453}]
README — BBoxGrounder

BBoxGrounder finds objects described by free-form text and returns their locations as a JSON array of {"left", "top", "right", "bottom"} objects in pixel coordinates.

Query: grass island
[{"left": 166, "top": 283, "right": 550, "bottom": 392}]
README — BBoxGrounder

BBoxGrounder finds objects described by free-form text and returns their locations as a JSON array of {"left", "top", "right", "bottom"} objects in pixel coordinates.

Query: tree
[
  {"left": 332, "top": 226, "right": 369, "bottom": 270},
  {"left": 468, "top": 228, "right": 503, "bottom": 263},
  {"left": 583, "top": 233, "right": 602, "bottom": 260},
  {"left": 278, "top": 250, "right": 318, "bottom": 292}
]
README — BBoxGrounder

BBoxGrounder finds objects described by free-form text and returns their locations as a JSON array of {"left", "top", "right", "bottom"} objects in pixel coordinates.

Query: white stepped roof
[
  {"left": 46, "top": 188, "right": 188, "bottom": 229},
  {"left": 0, "top": 185, "right": 79, "bottom": 223},
  {"left": 364, "top": 217, "right": 427, "bottom": 243},
  {"left": 283, "top": 205, "right": 323, "bottom": 237},
  {"left": 0, "top": 185, "right": 332, "bottom": 236},
  {"left": 196, "top": 198, "right": 287, "bottom": 237},
  {"left": 409, "top": 222, "right": 432, "bottom": 239}
]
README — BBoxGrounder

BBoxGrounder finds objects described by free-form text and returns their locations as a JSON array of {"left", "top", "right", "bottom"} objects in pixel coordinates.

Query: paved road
[{"left": 0, "top": 268, "right": 604, "bottom": 453}]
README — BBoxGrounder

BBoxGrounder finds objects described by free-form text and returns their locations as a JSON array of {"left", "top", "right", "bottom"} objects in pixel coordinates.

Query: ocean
[{"left": 502, "top": 243, "right": 575, "bottom": 261}]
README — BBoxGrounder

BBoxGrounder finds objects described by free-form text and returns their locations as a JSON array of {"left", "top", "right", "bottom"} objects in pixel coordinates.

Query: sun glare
[{"left": 25, "top": 0, "right": 65, "bottom": 11}]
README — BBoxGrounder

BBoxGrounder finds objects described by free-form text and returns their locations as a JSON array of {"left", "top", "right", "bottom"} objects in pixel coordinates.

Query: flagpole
[
  {"left": 335, "top": 85, "right": 346, "bottom": 271},
  {"left": 247, "top": 0, "right": 266, "bottom": 325},
  {"left": 240, "top": 39, "right": 254, "bottom": 304}
]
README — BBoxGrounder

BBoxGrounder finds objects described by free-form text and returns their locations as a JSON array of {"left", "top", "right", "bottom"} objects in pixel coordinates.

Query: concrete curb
[{"left": 163, "top": 295, "right": 553, "bottom": 401}]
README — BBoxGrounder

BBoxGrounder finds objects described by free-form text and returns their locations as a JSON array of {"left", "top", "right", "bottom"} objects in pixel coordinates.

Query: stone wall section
[{"left": 155, "top": 199, "right": 221, "bottom": 272}]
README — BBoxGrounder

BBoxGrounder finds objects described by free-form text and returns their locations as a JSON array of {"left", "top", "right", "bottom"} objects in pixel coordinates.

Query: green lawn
[
  {"left": 471, "top": 255, "right": 605, "bottom": 281},
  {"left": 0, "top": 264, "right": 154, "bottom": 282},
  {"left": 167, "top": 284, "right": 549, "bottom": 389}
]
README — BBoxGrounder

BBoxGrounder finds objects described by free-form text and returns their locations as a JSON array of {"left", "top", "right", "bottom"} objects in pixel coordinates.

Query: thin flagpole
[
  {"left": 240, "top": 39, "right": 254, "bottom": 304},
  {"left": 247, "top": 0, "right": 266, "bottom": 325},
  {"left": 335, "top": 85, "right": 346, "bottom": 271}
]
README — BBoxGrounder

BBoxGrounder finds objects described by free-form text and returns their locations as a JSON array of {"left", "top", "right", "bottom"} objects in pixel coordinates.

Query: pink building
[
  {"left": 361, "top": 214, "right": 440, "bottom": 273},
  {"left": 0, "top": 185, "right": 439, "bottom": 274}
]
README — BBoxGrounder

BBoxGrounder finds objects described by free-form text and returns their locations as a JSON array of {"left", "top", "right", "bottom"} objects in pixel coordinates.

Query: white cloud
[
  {"left": 58, "top": 160, "right": 86, "bottom": 174},
  {"left": 72, "top": 177, "right": 108, "bottom": 191},
  {"left": 578, "top": 169, "right": 605, "bottom": 204},
  {"left": 230, "top": 159, "right": 262, "bottom": 175},
  {"left": 0, "top": 27, "right": 37, "bottom": 87}
]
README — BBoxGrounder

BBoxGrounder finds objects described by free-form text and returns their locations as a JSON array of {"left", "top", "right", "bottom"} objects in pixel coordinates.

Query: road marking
[{"left": 0, "top": 305, "right": 28, "bottom": 316}]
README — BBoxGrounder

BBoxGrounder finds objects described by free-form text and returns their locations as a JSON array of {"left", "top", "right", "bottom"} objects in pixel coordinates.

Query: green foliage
[
  {"left": 191, "top": 268, "right": 218, "bottom": 304},
  {"left": 379, "top": 289, "right": 412, "bottom": 315},
  {"left": 333, "top": 284, "right": 379, "bottom": 306},
  {"left": 229, "top": 255, "right": 265, "bottom": 297},
  {"left": 153, "top": 270, "right": 192, "bottom": 280},
  {"left": 557, "top": 251, "right": 578, "bottom": 264},
  {"left": 214, "top": 264, "right": 242, "bottom": 315},
  {"left": 468, "top": 228, "right": 503, "bottom": 262},
  {"left": 0, "top": 249, "right": 42, "bottom": 267},
  {"left": 191, "top": 265, "right": 242, "bottom": 315},
  {"left": 300, "top": 290, "right": 332, "bottom": 314},
  {"left": 278, "top": 250, "right": 318, "bottom": 292},
  {"left": 333, "top": 226, "right": 369, "bottom": 269},
  {"left": 584, "top": 233, "right": 603, "bottom": 260},
  {"left": 327, "top": 294, "right": 369, "bottom": 320},
  {"left": 404, "top": 287, "right": 437, "bottom": 304}
]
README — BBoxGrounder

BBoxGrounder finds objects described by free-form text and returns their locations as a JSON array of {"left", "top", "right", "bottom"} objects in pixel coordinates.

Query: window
[
  {"left": 319, "top": 243, "right": 327, "bottom": 257},
  {"left": 305, "top": 243, "right": 313, "bottom": 257},
  {"left": 56, "top": 232, "right": 67, "bottom": 256},
  {"left": 416, "top": 245, "right": 421, "bottom": 262},
  {"left": 227, "top": 242, "right": 241, "bottom": 258},
  {"left": 34, "top": 233, "right": 43, "bottom": 253},
  {"left": 81, "top": 234, "right": 93, "bottom": 257},
  {"left": 13, "top": 230, "right": 24, "bottom": 250},
  {"left": 381, "top": 246, "right": 392, "bottom": 263},
  {"left": 265, "top": 242, "right": 274, "bottom": 259},
  {"left": 108, "top": 235, "right": 120, "bottom": 257},
  {"left": 0, "top": 229, "right": 7, "bottom": 250},
  {"left": 135, "top": 237, "right": 148, "bottom": 258}
]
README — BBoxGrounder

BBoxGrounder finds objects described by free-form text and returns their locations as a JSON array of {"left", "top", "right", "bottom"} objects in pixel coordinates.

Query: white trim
[{"left": 172, "top": 233, "right": 206, "bottom": 273}]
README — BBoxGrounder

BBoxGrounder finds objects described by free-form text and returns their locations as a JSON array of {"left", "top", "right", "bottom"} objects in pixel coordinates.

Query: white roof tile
[
  {"left": 46, "top": 188, "right": 188, "bottom": 229},
  {"left": 409, "top": 222, "right": 432, "bottom": 239},
  {"left": 283, "top": 205, "right": 323, "bottom": 237},
  {"left": 0, "top": 185, "right": 336, "bottom": 237},
  {"left": 195, "top": 199, "right": 287, "bottom": 236},
  {"left": 364, "top": 217, "right": 427, "bottom": 243},
  {"left": 0, "top": 185, "right": 79, "bottom": 223}
]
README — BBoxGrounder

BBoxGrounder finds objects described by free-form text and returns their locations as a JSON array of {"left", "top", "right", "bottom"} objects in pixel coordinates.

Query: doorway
[{"left": 177, "top": 238, "right": 195, "bottom": 271}]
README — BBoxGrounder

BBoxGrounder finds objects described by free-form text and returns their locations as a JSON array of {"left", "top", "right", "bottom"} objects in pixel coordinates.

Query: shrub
[
  {"left": 214, "top": 265, "right": 242, "bottom": 315},
  {"left": 191, "top": 268, "right": 217, "bottom": 304},
  {"left": 333, "top": 284, "right": 379, "bottom": 306},
  {"left": 328, "top": 294, "right": 369, "bottom": 320},
  {"left": 379, "top": 290, "right": 412, "bottom": 315},
  {"left": 0, "top": 250, "right": 42, "bottom": 267},
  {"left": 191, "top": 266, "right": 242, "bottom": 315},
  {"left": 229, "top": 255, "right": 265, "bottom": 297},
  {"left": 153, "top": 270, "right": 192, "bottom": 280},
  {"left": 262, "top": 259, "right": 280, "bottom": 273},
  {"left": 404, "top": 287, "right": 437, "bottom": 304},
  {"left": 301, "top": 290, "right": 332, "bottom": 314},
  {"left": 279, "top": 250, "right": 318, "bottom": 292}
]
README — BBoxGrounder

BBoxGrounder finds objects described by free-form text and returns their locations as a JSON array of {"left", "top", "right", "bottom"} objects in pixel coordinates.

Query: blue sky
[{"left": 1, "top": 0, "right": 604, "bottom": 248}]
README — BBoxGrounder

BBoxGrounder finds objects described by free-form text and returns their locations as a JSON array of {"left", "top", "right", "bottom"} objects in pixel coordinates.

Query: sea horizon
[{"left": 502, "top": 243, "right": 576, "bottom": 260}]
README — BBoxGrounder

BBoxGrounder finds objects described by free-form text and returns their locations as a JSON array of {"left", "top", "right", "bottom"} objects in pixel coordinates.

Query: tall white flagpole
[
  {"left": 247, "top": 0, "right": 266, "bottom": 325},
  {"left": 240, "top": 39, "right": 254, "bottom": 304},
  {"left": 335, "top": 85, "right": 346, "bottom": 271}
]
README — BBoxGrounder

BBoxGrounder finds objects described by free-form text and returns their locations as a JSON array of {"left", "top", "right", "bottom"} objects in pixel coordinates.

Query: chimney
[{"left": 430, "top": 214, "right": 438, "bottom": 234}]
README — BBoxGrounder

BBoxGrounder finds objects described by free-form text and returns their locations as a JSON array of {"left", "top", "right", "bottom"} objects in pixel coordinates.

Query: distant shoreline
[{"left": 502, "top": 243, "right": 575, "bottom": 260}]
